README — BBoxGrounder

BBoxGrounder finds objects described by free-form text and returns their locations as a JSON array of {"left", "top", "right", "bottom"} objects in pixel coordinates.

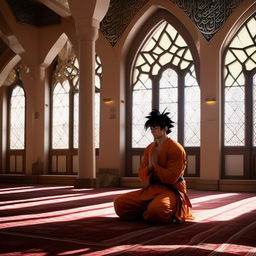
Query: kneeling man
[{"left": 114, "top": 109, "right": 194, "bottom": 223}]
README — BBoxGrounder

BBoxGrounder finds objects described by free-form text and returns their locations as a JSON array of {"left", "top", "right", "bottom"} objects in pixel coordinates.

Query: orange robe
[{"left": 114, "top": 138, "right": 194, "bottom": 223}]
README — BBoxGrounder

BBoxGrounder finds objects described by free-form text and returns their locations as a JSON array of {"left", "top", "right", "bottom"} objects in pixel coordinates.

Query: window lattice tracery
[
  {"left": 52, "top": 53, "right": 78, "bottom": 149},
  {"left": 52, "top": 43, "right": 102, "bottom": 149},
  {"left": 95, "top": 55, "right": 102, "bottom": 148},
  {"left": 159, "top": 68, "right": 178, "bottom": 140},
  {"left": 184, "top": 66, "right": 200, "bottom": 146},
  {"left": 224, "top": 13, "right": 256, "bottom": 146},
  {"left": 10, "top": 85, "right": 25, "bottom": 149},
  {"left": 52, "top": 81, "right": 70, "bottom": 149},
  {"left": 132, "top": 21, "right": 200, "bottom": 148}
]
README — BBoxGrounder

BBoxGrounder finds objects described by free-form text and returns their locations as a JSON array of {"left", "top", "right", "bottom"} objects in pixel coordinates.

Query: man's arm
[
  {"left": 138, "top": 145, "right": 153, "bottom": 182},
  {"left": 153, "top": 145, "right": 186, "bottom": 185}
]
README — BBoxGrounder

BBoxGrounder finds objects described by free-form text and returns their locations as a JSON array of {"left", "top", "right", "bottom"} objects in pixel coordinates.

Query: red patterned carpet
[{"left": 0, "top": 184, "right": 255, "bottom": 256}]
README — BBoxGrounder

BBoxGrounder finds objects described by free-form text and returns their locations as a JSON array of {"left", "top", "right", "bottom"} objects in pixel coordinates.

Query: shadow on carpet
[{"left": 0, "top": 184, "right": 255, "bottom": 256}]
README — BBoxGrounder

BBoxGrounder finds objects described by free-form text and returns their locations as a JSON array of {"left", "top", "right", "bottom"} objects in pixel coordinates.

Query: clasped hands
[{"left": 148, "top": 142, "right": 159, "bottom": 174}]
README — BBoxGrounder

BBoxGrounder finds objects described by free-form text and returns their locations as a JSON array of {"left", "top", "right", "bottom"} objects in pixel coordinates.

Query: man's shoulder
[
  {"left": 145, "top": 142, "right": 154, "bottom": 150},
  {"left": 166, "top": 138, "right": 185, "bottom": 152}
]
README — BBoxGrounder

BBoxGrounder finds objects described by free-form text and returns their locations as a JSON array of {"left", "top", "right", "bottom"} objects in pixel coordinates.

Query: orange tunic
[{"left": 114, "top": 138, "right": 194, "bottom": 223}]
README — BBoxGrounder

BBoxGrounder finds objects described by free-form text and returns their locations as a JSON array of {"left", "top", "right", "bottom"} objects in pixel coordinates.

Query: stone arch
[
  {"left": 126, "top": 8, "right": 200, "bottom": 86},
  {"left": 218, "top": 0, "right": 256, "bottom": 54},
  {"left": 0, "top": 52, "right": 21, "bottom": 87},
  {"left": 123, "top": 1, "right": 201, "bottom": 176},
  {"left": 42, "top": 33, "right": 68, "bottom": 68},
  {"left": 118, "top": 0, "right": 201, "bottom": 65}
]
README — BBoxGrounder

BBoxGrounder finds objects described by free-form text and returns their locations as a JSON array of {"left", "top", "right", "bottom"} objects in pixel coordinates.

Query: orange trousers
[{"left": 114, "top": 185, "right": 178, "bottom": 223}]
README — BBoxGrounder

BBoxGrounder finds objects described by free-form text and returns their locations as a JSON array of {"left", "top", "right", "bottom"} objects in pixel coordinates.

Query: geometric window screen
[
  {"left": 224, "top": 13, "right": 256, "bottom": 146},
  {"left": 95, "top": 55, "right": 102, "bottom": 148},
  {"left": 52, "top": 80, "right": 70, "bottom": 149},
  {"left": 159, "top": 68, "right": 178, "bottom": 141},
  {"left": 52, "top": 41, "right": 102, "bottom": 149},
  {"left": 132, "top": 21, "right": 200, "bottom": 148},
  {"left": 10, "top": 85, "right": 25, "bottom": 149},
  {"left": 52, "top": 46, "right": 79, "bottom": 149},
  {"left": 184, "top": 67, "right": 200, "bottom": 147}
]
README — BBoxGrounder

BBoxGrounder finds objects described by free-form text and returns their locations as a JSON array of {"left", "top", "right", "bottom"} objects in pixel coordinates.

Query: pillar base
[{"left": 74, "top": 178, "right": 100, "bottom": 188}]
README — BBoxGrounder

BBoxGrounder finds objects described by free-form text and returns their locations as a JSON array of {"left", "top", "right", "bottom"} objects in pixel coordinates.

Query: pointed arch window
[
  {"left": 52, "top": 55, "right": 79, "bottom": 150},
  {"left": 50, "top": 43, "right": 102, "bottom": 174},
  {"left": 52, "top": 80, "right": 70, "bottom": 149},
  {"left": 10, "top": 85, "right": 25, "bottom": 149},
  {"left": 95, "top": 55, "right": 102, "bottom": 148},
  {"left": 5, "top": 64, "right": 26, "bottom": 173},
  {"left": 223, "top": 13, "right": 256, "bottom": 179},
  {"left": 129, "top": 19, "right": 200, "bottom": 176}
]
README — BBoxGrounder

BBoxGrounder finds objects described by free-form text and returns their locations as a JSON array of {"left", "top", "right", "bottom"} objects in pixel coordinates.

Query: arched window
[
  {"left": 50, "top": 42, "right": 102, "bottom": 174},
  {"left": 10, "top": 85, "right": 25, "bottom": 150},
  {"left": 223, "top": 13, "right": 256, "bottom": 179},
  {"left": 52, "top": 80, "right": 71, "bottom": 149},
  {"left": 129, "top": 19, "right": 200, "bottom": 176},
  {"left": 5, "top": 64, "right": 26, "bottom": 173},
  {"left": 95, "top": 55, "right": 102, "bottom": 148}
]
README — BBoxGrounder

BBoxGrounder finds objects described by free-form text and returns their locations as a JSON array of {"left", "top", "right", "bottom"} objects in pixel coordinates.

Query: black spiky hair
[{"left": 144, "top": 109, "right": 174, "bottom": 134}]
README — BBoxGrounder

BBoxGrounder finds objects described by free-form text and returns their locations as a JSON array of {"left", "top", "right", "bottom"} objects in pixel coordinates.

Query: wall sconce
[
  {"left": 103, "top": 98, "right": 115, "bottom": 104},
  {"left": 205, "top": 97, "right": 216, "bottom": 104}
]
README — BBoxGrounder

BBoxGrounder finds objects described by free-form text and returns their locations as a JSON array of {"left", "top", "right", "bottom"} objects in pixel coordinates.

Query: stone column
[
  {"left": 22, "top": 65, "right": 48, "bottom": 175},
  {"left": 76, "top": 20, "right": 99, "bottom": 188},
  {"left": 199, "top": 41, "right": 221, "bottom": 190},
  {"left": 68, "top": 0, "right": 110, "bottom": 188}
]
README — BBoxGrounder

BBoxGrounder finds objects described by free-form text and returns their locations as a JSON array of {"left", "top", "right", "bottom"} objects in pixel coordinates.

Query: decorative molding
[
  {"left": 174, "top": 0, "right": 244, "bottom": 41},
  {"left": 3, "top": 0, "right": 244, "bottom": 44},
  {"left": 100, "top": 0, "right": 244, "bottom": 46},
  {"left": 100, "top": 0, "right": 148, "bottom": 46}
]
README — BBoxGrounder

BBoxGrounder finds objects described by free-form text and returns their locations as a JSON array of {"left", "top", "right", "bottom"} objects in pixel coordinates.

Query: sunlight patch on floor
[
  {"left": 0, "top": 186, "right": 74, "bottom": 195},
  {"left": 0, "top": 202, "right": 115, "bottom": 229},
  {"left": 192, "top": 196, "right": 256, "bottom": 222}
]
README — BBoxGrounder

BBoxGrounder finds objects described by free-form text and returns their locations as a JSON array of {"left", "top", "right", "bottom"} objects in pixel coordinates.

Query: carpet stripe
[
  {"left": 111, "top": 214, "right": 256, "bottom": 255},
  {"left": 0, "top": 193, "right": 84, "bottom": 208},
  {"left": 0, "top": 202, "right": 114, "bottom": 229},
  {"left": 207, "top": 220, "right": 256, "bottom": 256},
  {"left": 102, "top": 225, "right": 162, "bottom": 245},
  {"left": 0, "top": 186, "right": 74, "bottom": 194},
  {"left": 190, "top": 193, "right": 239, "bottom": 205},
  {"left": 0, "top": 230, "right": 104, "bottom": 247},
  {"left": 138, "top": 223, "right": 198, "bottom": 245},
  {"left": 1, "top": 186, "right": 255, "bottom": 256},
  {"left": 194, "top": 196, "right": 256, "bottom": 222},
  {"left": 245, "top": 247, "right": 256, "bottom": 256}
]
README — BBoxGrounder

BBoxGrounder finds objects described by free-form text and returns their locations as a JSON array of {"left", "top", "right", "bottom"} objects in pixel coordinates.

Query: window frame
[
  {"left": 7, "top": 82, "right": 26, "bottom": 174},
  {"left": 49, "top": 53, "right": 102, "bottom": 175},
  {"left": 126, "top": 10, "right": 200, "bottom": 177},
  {"left": 49, "top": 57, "right": 79, "bottom": 175},
  {"left": 222, "top": 68, "right": 256, "bottom": 179},
  {"left": 222, "top": 13, "right": 256, "bottom": 179}
]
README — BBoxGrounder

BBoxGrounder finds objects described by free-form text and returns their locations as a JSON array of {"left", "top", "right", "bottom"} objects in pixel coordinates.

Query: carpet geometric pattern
[{"left": 0, "top": 184, "right": 256, "bottom": 255}]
